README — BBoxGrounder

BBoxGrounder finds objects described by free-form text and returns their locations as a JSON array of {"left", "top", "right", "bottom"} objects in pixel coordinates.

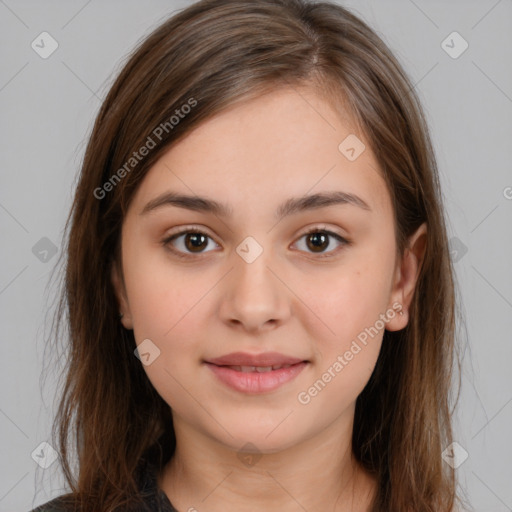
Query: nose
[{"left": 218, "top": 245, "right": 291, "bottom": 333}]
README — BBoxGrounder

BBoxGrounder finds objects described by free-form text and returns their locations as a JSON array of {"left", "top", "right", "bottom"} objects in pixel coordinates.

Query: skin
[{"left": 112, "top": 85, "right": 427, "bottom": 512}]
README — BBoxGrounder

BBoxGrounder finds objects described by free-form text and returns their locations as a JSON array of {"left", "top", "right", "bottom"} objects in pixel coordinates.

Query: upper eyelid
[
  {"left": 166, "top": 225, "right": 218, "bottom": 243},
  {"left": 165, "top": 224, "right": 345, "bottom": 241}
]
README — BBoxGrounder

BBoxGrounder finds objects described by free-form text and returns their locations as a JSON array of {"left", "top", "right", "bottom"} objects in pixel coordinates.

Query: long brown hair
[{"left": 42, "top": 0, "right": 468, "bottom": 510}]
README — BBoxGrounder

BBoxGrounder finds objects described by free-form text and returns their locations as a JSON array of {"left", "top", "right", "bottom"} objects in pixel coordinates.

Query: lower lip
[{"left": 205, "top": 362, "right": 308, "bottom": 394}]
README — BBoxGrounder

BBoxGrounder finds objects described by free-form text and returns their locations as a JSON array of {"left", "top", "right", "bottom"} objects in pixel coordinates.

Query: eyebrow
[{"left": 140, "top": 190, "right": 371, "bottom": 220}]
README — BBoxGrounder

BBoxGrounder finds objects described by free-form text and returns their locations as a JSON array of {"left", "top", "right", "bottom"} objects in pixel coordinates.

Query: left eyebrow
[{"left": 139, "top": 190, "right": 372, "bottom": 220}]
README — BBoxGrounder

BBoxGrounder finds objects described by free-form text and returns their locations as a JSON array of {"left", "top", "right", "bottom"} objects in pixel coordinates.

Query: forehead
[{"left": 129, "top": 86, "right": 392, "bottom": 219}]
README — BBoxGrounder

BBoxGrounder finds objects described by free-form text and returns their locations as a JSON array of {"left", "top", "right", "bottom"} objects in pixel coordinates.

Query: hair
[{"left": 40, "top": 0, "right": 469, "bottom": 510}]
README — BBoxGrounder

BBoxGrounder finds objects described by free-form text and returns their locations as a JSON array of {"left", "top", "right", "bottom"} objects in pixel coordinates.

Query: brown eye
[
  {"left": 163, "top": 228, "right": 218, "bottom": 257},
  {"left": 294, "top": 228, "right": 348, "bottom": 257},
  {"left": 183, "top": 232, "right": 209, "bottom": 252},
  {"left": 305, "top": 232, "right": 329, "bottom": 252}
]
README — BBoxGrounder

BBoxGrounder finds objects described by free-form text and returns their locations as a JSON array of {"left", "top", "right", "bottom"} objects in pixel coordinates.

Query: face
[{"left": 112, "top": 86, "right": 425, "bottom": 454}]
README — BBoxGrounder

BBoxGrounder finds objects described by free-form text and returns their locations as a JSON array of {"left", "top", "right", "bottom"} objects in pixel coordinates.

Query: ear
[
  {"left": 385, "top": 222, "right": 427, "bottom": 331},
  {"left": 111, "top": 260, "right": 134, "bottom": 330}
]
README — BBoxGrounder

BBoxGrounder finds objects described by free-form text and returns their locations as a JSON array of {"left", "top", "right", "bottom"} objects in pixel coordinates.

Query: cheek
[
  {"left": 124, "top": 260, "right": 205, "bottom": 408},
  {"left": 298, "top": 252, "right": 393, "bottom": 395},
  {"left": 307, "top": 263, "right": 392, "bottom": 342},
  {"left": 123, "top": 241, "right": 198, "bottom": 335},
  {"left": 300, "top": 272, "right": 387, "bottom": 408}
]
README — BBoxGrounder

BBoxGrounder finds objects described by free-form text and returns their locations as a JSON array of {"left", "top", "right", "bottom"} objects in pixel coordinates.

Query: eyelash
[{"left": 161, "top": 225, "right": 350, "bottom": 260}]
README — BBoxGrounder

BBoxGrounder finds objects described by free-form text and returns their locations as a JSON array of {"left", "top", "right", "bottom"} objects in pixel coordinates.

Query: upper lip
[{"left": 205, "top": 352, "right": 307, "bottom": 367}]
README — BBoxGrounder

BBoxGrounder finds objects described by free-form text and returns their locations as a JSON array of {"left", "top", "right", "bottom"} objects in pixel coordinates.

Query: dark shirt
[{"left": 29, "top": 459, "right": 178, "bottom": 512}]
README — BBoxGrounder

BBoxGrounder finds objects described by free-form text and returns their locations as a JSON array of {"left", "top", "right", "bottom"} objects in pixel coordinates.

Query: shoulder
[
  {"left": 28, "top": 458, "right": 176, "bottom": 512},
  {"left": 29, "top": 494, "right": 77, "bottom": 512}
]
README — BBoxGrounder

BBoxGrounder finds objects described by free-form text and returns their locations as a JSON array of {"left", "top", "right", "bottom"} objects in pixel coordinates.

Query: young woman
[{"left": 31, "top": 0, "right": 468, "bottom": 510}]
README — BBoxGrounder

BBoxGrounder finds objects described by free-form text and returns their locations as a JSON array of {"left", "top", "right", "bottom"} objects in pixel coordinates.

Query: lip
[
  {"left": 205, "top": 351, "right": 307, "bottom": 367},
  {"left": 204, "top": 351, "right": 309, "bottom": 394}
]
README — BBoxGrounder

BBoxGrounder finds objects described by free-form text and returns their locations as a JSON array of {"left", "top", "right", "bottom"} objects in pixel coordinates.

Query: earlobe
[
  {"left": 386, "top": 222, "right": 427, "bottom": 332},
  {"left": 111, "top": 261, "right": 134, "bottom": 330}
]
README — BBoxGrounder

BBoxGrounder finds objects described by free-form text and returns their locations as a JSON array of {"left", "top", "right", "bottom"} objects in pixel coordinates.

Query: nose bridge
[
  {"left": 235, "top": 245, "right": 273, "bottom": 294},
  {"left": 219, "top": 237, "right": 289, "bottom": 329}
]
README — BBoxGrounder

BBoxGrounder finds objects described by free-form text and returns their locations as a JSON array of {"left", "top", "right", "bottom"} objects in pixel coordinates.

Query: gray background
[{"left": 1, "top": 0, "right": 511, "bottom": 511}]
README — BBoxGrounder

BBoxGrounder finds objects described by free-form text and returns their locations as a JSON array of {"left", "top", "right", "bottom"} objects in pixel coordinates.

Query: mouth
[
  {"left": 204, "top": 351, "right": 308, "bottom": 367},
  {"left": 216, "top": 363, "right": 297, "bottom": 372},
  {"left": 204, "top": 360, "right": 309, "bottom": 394}
]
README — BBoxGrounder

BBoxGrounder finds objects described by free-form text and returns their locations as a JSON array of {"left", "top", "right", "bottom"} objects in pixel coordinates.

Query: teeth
[
  {"left": 255, "top": 366, "right": 273, "bottom": 373},
  {"left": 226, "top": 364, "right": 294, "bottom": 372}
]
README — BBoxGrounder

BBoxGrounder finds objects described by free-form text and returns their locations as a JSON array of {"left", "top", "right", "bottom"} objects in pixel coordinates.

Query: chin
[{"left": 210, "top": 418, "right": 307, "bottom": 454}]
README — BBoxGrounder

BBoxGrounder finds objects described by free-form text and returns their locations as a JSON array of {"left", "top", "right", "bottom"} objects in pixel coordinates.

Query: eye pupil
[
  {"left": 307, "top": 232, "right": 328, "bottom": 252},
  {"left": 185, "top": 233, "right": 208, "bottom": 252}
]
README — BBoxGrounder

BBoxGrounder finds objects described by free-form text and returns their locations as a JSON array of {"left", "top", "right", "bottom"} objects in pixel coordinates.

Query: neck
[{"left": 158, "top": 411, "right": 376, "bottom": 512}]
